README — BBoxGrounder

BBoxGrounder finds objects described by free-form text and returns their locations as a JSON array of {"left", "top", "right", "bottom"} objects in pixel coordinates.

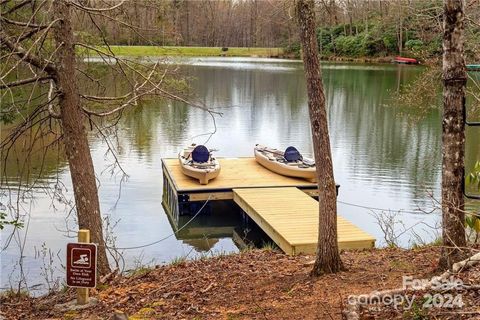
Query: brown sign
[{"left": 66, "top": 243, "right": 97, "bottom": 288}]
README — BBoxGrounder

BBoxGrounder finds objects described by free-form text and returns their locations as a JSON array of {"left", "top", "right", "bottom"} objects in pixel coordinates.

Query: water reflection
[{"left": 1, "top": 58, "right": 479, "bottom": 293}]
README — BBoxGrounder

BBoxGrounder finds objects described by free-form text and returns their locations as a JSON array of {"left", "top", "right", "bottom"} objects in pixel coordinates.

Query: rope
[
  {"left": 107, "top": 195, "right": 434, "bottom": 251},
  {"left": 337, "top": 200, "right": 437, "bottom": 215},
  {"left": 108, "top": 195, "right": 211, "bottom": 250}
]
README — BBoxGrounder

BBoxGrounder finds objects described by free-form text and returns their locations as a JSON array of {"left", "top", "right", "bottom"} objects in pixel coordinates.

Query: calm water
[{"left": 1, "top": 57, "right": 479, "bottom": 293}]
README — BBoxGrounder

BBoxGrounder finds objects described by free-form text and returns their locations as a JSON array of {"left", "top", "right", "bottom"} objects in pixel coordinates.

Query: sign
[{"left": 66, "top": 242, "right": 97, "bottom": 288}]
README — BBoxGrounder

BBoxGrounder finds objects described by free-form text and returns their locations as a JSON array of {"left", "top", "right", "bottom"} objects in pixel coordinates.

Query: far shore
[
  {"left": 80, "top": 45, "right": 431, "bottom": 66},
  {"left": 81, "top": 45, "right": 286, "bottom": 58}
]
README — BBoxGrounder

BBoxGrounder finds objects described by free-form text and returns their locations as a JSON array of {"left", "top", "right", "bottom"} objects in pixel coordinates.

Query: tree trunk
[
  {"left": 185, "top": 1, "right": 190, "bottom": 45},
  {"left": 397, "top": 0, "right": 403, "bottom": 55},
  {"left": 53, "top": 0, "right": 111, "bottom": 275},
  {"left": 249, "top": 0, "right": 257, "bottom": 47},
  {"left": 296, "top": 0, "right": 343, "bottom": 275},
  {"left": 439, "top": 0, "right": 467, "bottom": 270}
]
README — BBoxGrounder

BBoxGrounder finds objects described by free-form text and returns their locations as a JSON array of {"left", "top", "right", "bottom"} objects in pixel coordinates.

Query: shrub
[
  {"left": 361, "top": 33, "right": 385, "bottom": 56},
  {"left": 317, "top": 28, "right": 333, "bottom": 54},
  {"left": 382, "top": 33, "right": 398, "bottom": 54},
  {"left": 335, "top": 35, "right": 363, "bottom": 56},
  {"left": 283, "top": 43, "right": 301, "bottom": 58},
  {"left": 405, "top": 39, "right": 424, "bottom": 51}
]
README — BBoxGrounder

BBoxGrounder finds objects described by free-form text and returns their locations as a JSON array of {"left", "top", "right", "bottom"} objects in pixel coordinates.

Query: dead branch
[
  {"left": 79, "top": 6, "right": 160, "bottom": 33},
  {"left": 2, "top": 0, "right": 31, "bottom": 14},
  {"left": 8, "top": 0, "right": 49, "bottom": 43},
  {"left": 70, "top": 1, "right": 126, "bottom": 12},
  {"left": 0, "top": 76, "right": 51, "bottom": 90},
  {"left": 0, "top": 16, "right": 48, "bottom": 29},
  {"left": 80, "top": 92, "right": 133, "bottom": 102},
  {"left": 82, "top": 62, "right": 161, "bottom": 117},
  {"left": 47, "top": 80, "right": 60, "bottom": 119},
  {"left": 0, "top": 28, "right": 58, "bottom": 78},
  {"left": 78, "top": 43, "right": 221, "bottom": 115}
]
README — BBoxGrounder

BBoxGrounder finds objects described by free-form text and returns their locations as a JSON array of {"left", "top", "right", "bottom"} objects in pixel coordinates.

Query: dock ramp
[{"left": 233, "top": 187, "right": 375, "bottom": 254}]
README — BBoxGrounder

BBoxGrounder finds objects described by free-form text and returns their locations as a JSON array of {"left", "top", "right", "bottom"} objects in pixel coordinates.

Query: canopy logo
[{"left": 348, "top": 276, "right": 464, "bottom": 310}]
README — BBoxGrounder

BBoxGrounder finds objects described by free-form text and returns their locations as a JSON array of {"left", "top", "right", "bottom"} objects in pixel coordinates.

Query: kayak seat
[
  {"left": 284, "top": 146, "right": 302, "bottom": 162},
  {"left": 192, "top": 145, "right": 210, "bottom": 163}
]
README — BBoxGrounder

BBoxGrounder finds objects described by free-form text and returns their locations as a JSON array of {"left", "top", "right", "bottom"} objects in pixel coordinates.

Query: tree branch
[
  {"left": 0, "top": 75, "right": 51, "bottom": 89},
  {"left": 47, "top": 80, "right": 60, "bottom": 119},
  {"left": 3, "top": 0, "right": 31, "bottom": 15},
  {"left": 71, "top": 1, "right": 126, "bottom": 12},
  {"left": 82, "top": 62, "right": 160, "bottom": 117},
  {"left": 0, "top": 29, "right": 58, "bottom": 78},
  {"left": 81, "top": 92, "right": 133, "bottom": 101},
  {"left": 0, "top": 16, "right": 48, "bottom": 29}
]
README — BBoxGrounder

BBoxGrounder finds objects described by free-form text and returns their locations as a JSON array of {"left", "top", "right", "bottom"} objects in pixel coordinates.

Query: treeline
[
  {"left": 74, "top": 0, "right": 480, "bottom": 60},
  {"left": 74, "top": 0, "right": 295, "bottom": 48}
]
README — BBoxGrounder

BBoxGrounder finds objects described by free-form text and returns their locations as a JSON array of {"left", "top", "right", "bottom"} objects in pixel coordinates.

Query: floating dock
[
  {"left": 162, "top": 158, "right": 319, "bottom": 221},
  {"left": 162, "top": 157, "right": 375, "bottom": 253}
]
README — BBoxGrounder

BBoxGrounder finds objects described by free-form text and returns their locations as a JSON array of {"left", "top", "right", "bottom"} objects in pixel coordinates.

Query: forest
[{"left": 72, "top": 0, "right": 480, "bottom": 60}]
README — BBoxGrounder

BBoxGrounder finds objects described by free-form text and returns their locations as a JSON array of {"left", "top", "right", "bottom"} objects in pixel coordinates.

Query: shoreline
[
  {"left": 80, "top": 45, "right": 433, "bottom": 66},
  {"left": 80, "top": 45, "right": 285, "bottom": 58},
  {"left": 1, "top": 247, "right": 444, "bottom": 319}
]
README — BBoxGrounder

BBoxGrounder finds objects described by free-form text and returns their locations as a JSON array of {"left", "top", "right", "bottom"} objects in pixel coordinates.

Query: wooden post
[{"left": 77, "top": 229, "right": 90, "bottom": 305}]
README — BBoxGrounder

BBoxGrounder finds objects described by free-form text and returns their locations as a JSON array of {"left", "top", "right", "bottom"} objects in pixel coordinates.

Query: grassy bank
[{"left": 83, "top": 45, "right": 284, "bottom": 58}]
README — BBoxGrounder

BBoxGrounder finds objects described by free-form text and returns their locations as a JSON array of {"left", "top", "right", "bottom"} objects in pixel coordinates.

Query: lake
[{"left": 1, "top": 57, "right": 479, "bottom": 293}]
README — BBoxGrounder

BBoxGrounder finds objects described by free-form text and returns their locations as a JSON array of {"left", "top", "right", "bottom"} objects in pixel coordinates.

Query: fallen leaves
[{"left": 2, "top": 247, "right": 465, "bottom": 320}]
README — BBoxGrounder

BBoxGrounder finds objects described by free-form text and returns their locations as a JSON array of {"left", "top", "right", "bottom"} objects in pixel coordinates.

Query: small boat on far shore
[
  {"left": 254, "top": 144, "right": 316, "bottom": 182},
  {"left": 179, "top": 144, "right": 220, "bottom": 185},
  {"left": 394, "top": 56, "right": 419, "bottom": 64},
  {"left": 467, "top": 64, "right": 480, "bottom": 71}
]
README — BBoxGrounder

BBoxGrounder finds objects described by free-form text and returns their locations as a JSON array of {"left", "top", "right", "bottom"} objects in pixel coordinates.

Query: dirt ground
[{"left": 1, "top": 247, "right": 478, "bottom": 320}]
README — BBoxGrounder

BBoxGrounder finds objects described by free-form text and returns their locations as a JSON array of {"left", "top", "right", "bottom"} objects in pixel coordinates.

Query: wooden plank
[
  {"left": 233, "top": 187, "right": 375, "bottom": 255},
  {"left": 162, "top": 161, "right": 180, "bottom": 220},
  {"left": 188, "top": 192, "right": 234, "bottom": 202},
  {"left": 163, "top": 157, "right": 317, "bottom": 192},
  {"left": 233, "top": 192, "right": 294, "bottom": 254},
  {"left": 162, "top": 159, "right": 181, "bottom": 192}
]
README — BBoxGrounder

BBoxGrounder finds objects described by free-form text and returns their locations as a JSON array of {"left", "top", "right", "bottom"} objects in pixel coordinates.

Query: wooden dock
[
  {"left": 233, "top": 187, "right": 375, "bottom": 254},
  {"left": 162, "top": 157, "right": 375, "bottom": 253},
  {"left": 162, "top": 158, "right": 319, "bottom": 221}
]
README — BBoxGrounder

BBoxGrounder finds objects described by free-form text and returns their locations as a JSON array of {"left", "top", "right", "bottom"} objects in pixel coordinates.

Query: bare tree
[
  {"left": 296, "top": 0, "right": 343, "bottom": 275},
  {"left": 59, "top": 0, "right": 114, "bottom": 275},
  {"left": 0, "top": 0, "right": 216, "bottom": 277},
  {"left": 438, "top": 0, "right": 468, "bottom": 269}
]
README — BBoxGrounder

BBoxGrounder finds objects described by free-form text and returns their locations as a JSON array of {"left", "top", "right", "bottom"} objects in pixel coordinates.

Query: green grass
[
  {"left": 82, "top": 45, "right": 284, "bottom": 57},
  {"left": 260, "top": 241, "right": 278, "bottom": 252},
  {"left": 169, "top": 255, "right": 187, "bottom": 265},
  {"left": 0, "top": 289, "right": 30, "bottom": 299}
]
